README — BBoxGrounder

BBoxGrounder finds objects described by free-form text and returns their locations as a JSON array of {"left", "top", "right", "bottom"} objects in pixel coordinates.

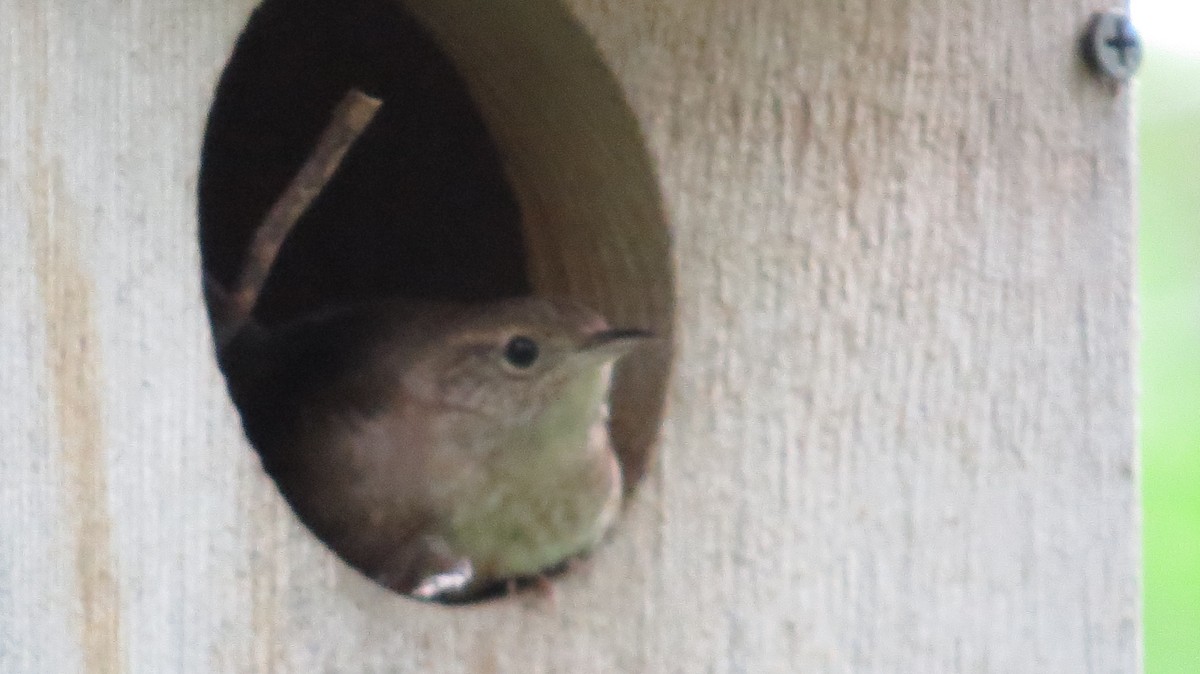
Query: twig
[{"left": 215, "top": 88, "right": 383, "bottom": 345}]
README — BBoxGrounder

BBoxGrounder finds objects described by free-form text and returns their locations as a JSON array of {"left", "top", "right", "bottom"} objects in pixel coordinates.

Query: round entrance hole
[{"left": 199, "top": 0, "right": 674, "bottom": 600}]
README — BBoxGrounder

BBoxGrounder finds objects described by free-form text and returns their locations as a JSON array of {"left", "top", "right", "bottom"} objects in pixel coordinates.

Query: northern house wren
[{"left": 223, "top": 298, "right": 647, "bottom": 600}]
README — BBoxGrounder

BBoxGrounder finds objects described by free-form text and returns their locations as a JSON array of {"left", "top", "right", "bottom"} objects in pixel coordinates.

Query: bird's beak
[{"left": 581, "top": 328, "right": 655, "bottom": 359}]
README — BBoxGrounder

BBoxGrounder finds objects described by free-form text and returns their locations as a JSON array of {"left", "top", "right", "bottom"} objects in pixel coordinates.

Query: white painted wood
[{"left": 0, "top": 0, "right": 1139, "bottom": 672}]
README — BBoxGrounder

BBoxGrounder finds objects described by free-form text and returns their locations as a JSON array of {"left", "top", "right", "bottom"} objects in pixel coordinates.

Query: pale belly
[{"left": 445, "top": 447, "right": 622, "bottom": 579}]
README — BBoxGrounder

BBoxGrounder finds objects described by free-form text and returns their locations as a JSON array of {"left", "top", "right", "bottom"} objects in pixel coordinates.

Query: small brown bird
[{"left": 222, "top": 298, "right": 646, "bottom": 600}]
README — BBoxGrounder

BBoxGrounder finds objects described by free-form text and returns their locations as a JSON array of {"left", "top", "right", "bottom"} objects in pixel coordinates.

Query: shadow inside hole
[
  {"left": 199, "top": 0, "right": 529, "bottom": 327},
  {"left": 200, "top": 0, "right": 674, "bottom": 604}
]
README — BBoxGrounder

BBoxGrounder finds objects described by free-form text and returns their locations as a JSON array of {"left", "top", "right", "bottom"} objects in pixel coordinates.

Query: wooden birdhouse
[{"left": 1, "top": 0, "right": 1138, "bottom": 671}]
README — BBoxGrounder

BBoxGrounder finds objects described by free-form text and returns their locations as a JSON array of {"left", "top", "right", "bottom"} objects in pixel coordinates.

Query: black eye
[{"left": 503, "top": 336, "right": 540, "bottom": 369}]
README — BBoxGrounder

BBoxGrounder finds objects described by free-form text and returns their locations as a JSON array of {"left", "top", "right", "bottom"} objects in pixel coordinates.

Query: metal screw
[{"left": 1081, "top": 11, "right": 1142, "bottom": 81}]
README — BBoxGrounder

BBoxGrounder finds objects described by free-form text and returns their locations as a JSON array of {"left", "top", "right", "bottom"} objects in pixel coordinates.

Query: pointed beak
[{"left": 581, "top": 328, "right": 655, "bottom": 359}]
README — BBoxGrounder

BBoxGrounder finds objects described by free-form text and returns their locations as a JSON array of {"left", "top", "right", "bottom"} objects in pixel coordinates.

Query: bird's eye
[{"left": 502, "top": 336, "right": 540, "bottom": 369}]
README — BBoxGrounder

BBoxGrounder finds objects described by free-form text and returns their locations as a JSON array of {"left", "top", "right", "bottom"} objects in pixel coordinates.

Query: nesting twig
[{"left": 213, "top": 88, "right": 383, "bottom": 345}]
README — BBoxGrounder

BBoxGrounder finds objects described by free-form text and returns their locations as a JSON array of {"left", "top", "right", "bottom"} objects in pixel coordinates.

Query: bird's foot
[{"left": 501, "top": 574, "right": 557, "bottom": 609}]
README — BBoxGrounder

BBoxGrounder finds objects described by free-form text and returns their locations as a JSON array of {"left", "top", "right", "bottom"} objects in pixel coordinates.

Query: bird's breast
[{"left": 442, "top": 424, "right": 622, "bottom": 580}]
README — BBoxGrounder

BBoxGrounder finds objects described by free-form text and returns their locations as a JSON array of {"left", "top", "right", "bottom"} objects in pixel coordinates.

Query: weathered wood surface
[{"left": 0, "top": 0, "right": 1138, "bottom": 672}]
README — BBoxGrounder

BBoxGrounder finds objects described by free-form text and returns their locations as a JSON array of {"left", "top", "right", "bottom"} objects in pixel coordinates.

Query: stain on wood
[
  {"left": 27, "top": 162, "right": 124, "bottom": 672},
  {"left": 17, "top": 4, "right": 123, "bottom": 670}
]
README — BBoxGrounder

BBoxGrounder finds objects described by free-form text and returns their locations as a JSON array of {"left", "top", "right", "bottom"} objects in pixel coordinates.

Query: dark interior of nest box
[
  {"left": 199, "top": 0, "right": 529, "bottom": 320},
  {"left": 199, "top": 0, "right": 676, "bottom": 599}
]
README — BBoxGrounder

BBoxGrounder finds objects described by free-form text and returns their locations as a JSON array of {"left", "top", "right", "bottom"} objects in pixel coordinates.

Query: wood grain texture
[{"left": 0, "top": 0, "right": 1138, "bottom": 672}]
